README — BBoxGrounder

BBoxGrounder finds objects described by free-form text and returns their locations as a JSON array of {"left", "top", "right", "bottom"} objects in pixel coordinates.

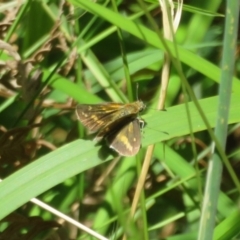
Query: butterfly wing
[
  {"left": 106, "top": 119, "right": 142, "bottom": 156},
  {"left": 76, "top": 103, "right": 125, "bottom": 133}
]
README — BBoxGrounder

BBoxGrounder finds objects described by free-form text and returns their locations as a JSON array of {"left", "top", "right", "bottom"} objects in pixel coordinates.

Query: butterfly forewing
[{"left": 76, "top": 103, "right": 125, "bottom": 132}]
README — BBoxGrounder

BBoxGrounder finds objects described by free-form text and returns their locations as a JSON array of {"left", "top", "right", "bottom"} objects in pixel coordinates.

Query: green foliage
[{"left": 0, "top": 0, "right": 239, "bottom": 239}]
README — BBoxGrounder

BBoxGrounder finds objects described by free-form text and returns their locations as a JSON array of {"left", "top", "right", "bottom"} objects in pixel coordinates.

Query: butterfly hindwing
[{"left": 106, "top": 119, "right": 141, "bottom": 156}]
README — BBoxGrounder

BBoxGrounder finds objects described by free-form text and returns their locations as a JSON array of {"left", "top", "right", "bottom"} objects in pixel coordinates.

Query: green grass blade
[
  {"left": 68, "top": 0, "right": 240, "bottom": 93},
  {"left": 197, "top": 1, "right": 240, "bottom": 239}
]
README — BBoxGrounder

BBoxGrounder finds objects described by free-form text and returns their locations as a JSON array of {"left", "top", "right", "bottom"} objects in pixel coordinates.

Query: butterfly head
[{"left": 136, "top": 100, "right": 146, "bottom": 112}]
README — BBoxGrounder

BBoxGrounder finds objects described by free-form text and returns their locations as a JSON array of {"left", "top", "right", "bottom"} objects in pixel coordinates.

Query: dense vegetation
[{"left": 0, "top": 0, "right": 239, "bottom": 239}]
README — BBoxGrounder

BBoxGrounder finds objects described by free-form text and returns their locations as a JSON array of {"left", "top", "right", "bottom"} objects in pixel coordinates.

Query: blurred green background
[{"left": 0, "top": 0, "right": 239, "bottom": 239}]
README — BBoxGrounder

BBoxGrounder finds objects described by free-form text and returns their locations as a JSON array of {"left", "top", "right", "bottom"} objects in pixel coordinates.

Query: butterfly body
[{"left": 76, "top": 100, "right": 145, "bottom": 156}]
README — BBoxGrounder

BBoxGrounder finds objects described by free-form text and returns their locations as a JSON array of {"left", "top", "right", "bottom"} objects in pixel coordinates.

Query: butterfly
[{"left": 76, "top": 100, "right": 145, "bottom": 156}]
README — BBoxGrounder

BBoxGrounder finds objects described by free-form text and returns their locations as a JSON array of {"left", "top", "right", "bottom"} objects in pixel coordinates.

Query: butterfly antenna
[{"left": 136, "top": 83, "right": 139, "bottom": 101}]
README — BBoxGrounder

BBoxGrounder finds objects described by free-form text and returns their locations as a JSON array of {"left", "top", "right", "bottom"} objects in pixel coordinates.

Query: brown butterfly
[{"left": 75, "top": 100, "right": 145, "bottom": 156}]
